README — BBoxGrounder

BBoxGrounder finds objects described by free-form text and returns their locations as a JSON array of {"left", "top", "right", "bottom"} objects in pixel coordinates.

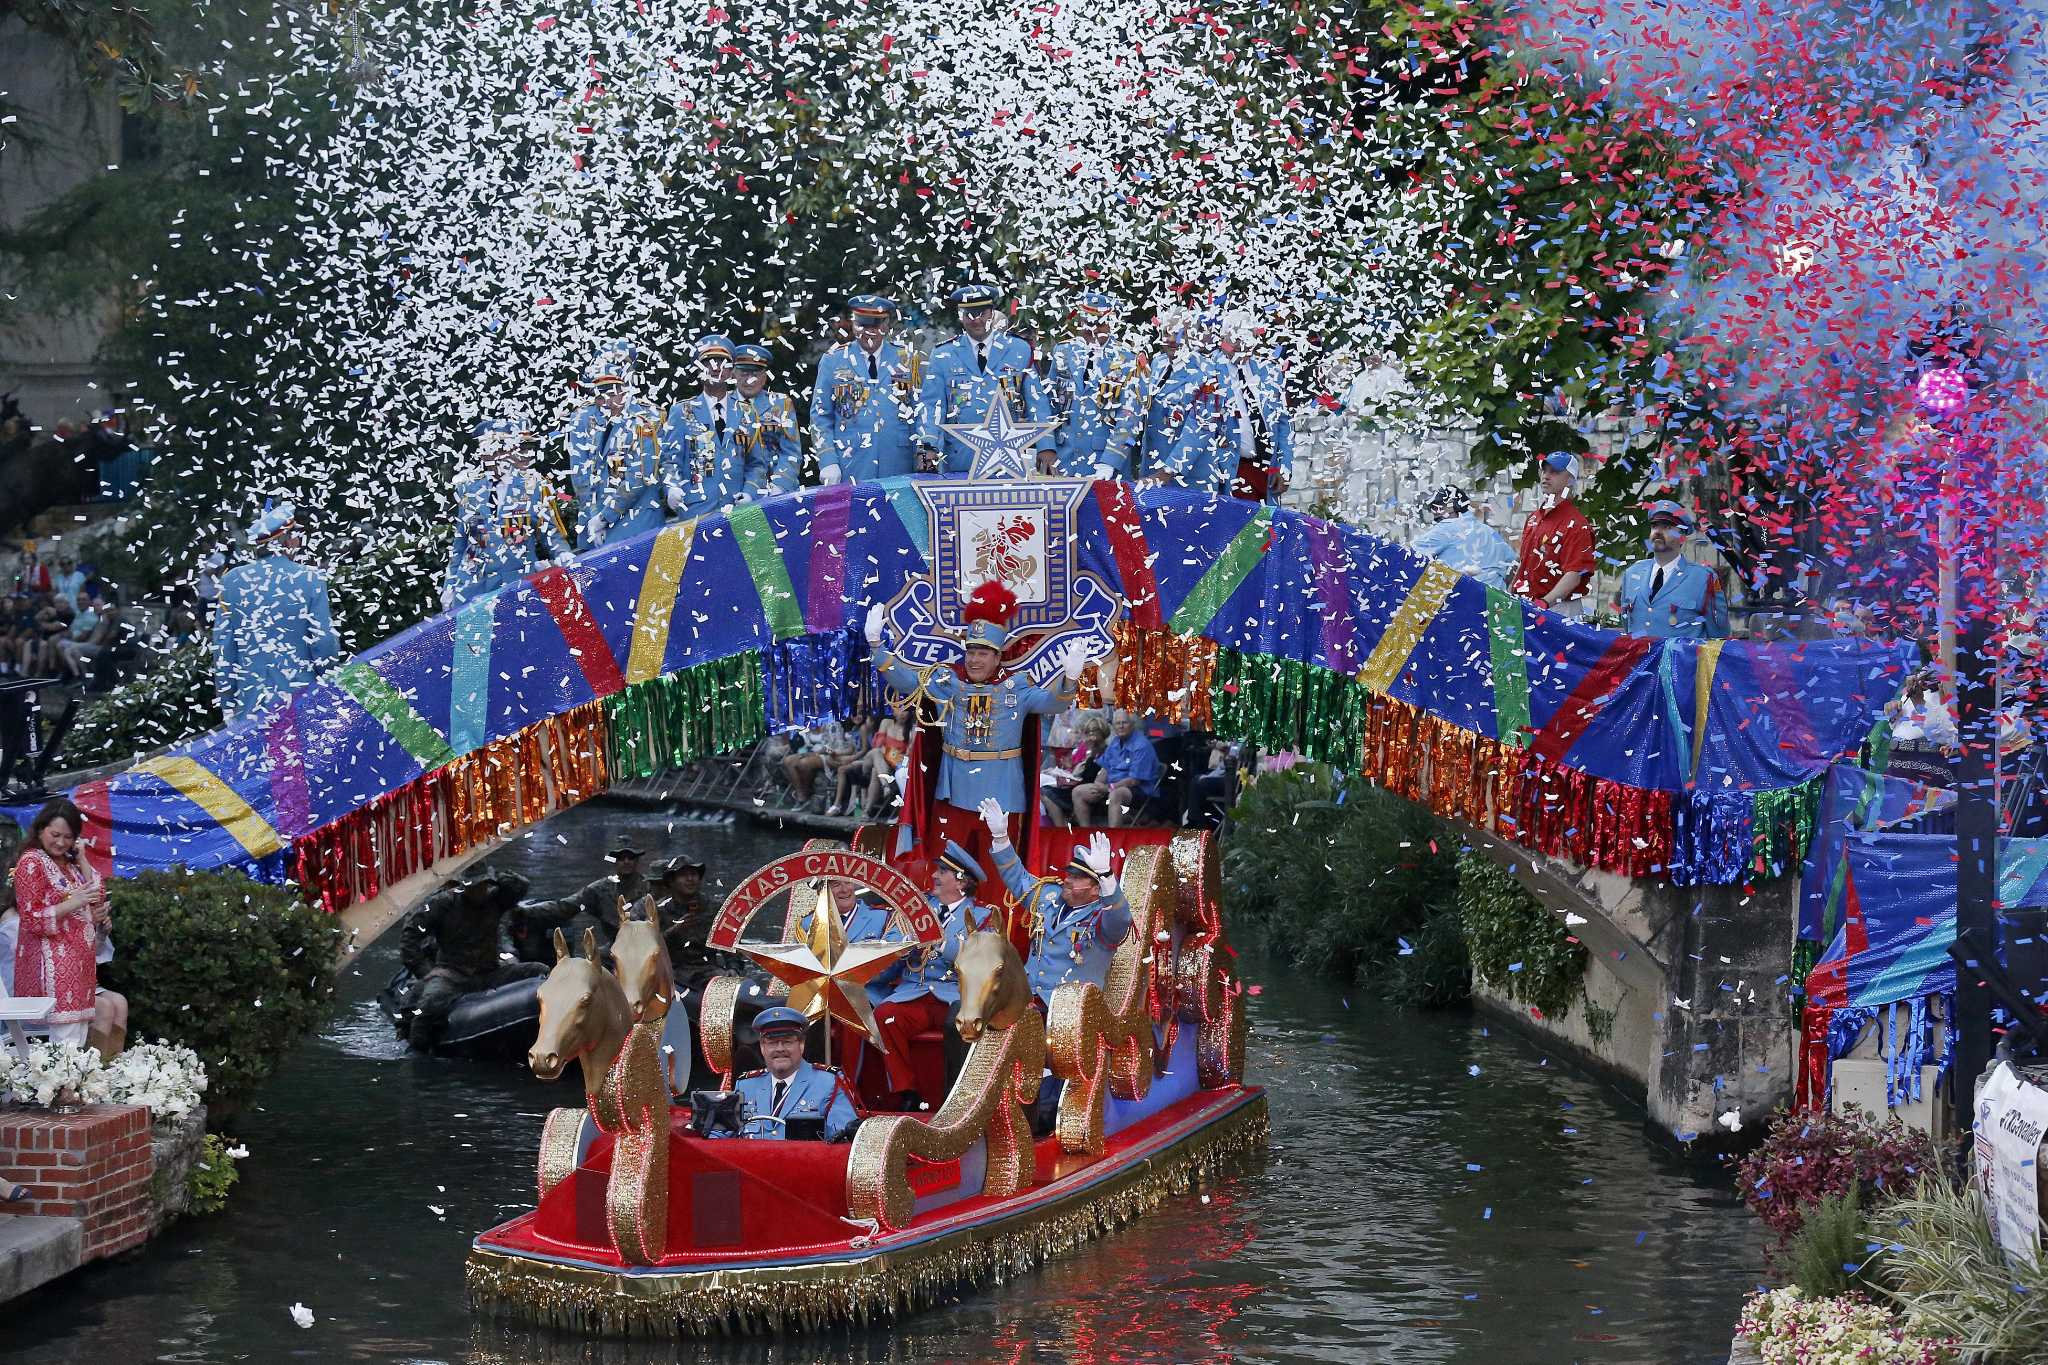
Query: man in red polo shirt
[{"left": 1513, "top": 451, "right": 1596, "bottom": 613}]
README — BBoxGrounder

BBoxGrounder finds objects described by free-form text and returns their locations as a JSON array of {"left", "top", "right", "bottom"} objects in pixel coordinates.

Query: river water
[{"left": 1, "top": 802, "right": 1762, "bottom": 1364}]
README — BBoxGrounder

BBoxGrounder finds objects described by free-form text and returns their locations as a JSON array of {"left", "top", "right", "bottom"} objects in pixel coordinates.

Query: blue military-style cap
[
  {"left": 248, "top": 500, "right": 298, "bottom": 543},
  {"left": 1645, "top": 498, "right": 1693, "bottom": 530},
  {"left": 731, "top": 343, "right": 772, "bottom": 369},
  {"left": 937, "top": 840, "right": 988, "bottom": 887},
  {"left": 580, "top": 339, "right": 636, "bottom": 387},
  {"left": 847, "top": 293, "right": 898, "bottom": 320},
  {"left": 949, "top": 282, "right": 1003, "bottom": 311},
  {"left": 753, "top": 1005, "right": 809, "bottom": 1036},
  {"left": 694, "top": 334, "right": 735, "bottom": 361},
  {"left": 1076, "top": 289, "right": 1117, "bottom": 314}
]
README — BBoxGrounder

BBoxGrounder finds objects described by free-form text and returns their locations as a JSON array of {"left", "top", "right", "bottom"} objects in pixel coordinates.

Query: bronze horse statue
[
  {"left": 529, "top": 925, "right": 671, "bottom": 1264},
  {"left": 847, "top": 930, "right": 1046, "bottom": 1231},
  {"left": 611, "top": 896, "right": 675, "bottom": 1025},
  {"left": 953, "top": 928, "right": 1034, "bottom": 1042}
]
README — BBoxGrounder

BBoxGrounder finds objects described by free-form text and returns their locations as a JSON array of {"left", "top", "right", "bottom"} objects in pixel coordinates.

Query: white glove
[
  {"left": 1082, "top": 831, "right": 1117, "bottom": 897},
  {"left": 863, "top": 602, "right": 886, "bottom": 647},
  {"left": 665, "top": 485, "right": 685, "bottom": 513},
  {"left": 439, "top": 587, "right": 455, "bottom": 612},
  {"left": 978, "top": 797, "right": 1010, "bottom": 846},
  {"left": 1058, "top": 641, "right": 1090, "bottom": 682},
  {"left": 1091, "top": 463, "right": 1115, "bottom": 480},
  {"left": 819, "top": 463, "right": 844, "bottom": 486}
]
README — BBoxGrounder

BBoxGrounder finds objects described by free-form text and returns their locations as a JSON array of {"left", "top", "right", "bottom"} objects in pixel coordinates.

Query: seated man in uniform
[
  {"left": 726, "top": 1005, "right": 860, "bottom": 1141},
  {"left": 400, "top": 871, "right": 549, "bottom": 1051},
  {"left": 863, "top": 841, "right": 997, "bottom": 1110},
  {"left": 979, "top": 799, "right": 1131, "bottom": 1003}
]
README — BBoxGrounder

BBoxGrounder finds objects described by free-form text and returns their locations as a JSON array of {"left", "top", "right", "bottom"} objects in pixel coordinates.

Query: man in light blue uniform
[
  {"left": 1216, "top": 310, "right": 1296, "bottom": 500},
  {"left": 865, "top": 587, "right": 1088, "bottom": 862},
  {"left": 810, "top": 295, "right": 922, "bottom": 485},
  {"left": 1411, "top": 485, "right": 1517, "bottom": 589},
  {"left": 563, "top": 340, "right": 671, "bottom": 547},
  {"left": 211, "top": 502, "right": 340, "bottom": 722},
  {"left": 1615, "top": 499, "right": 1728, "bottom": 639},
  {"left": 861, "top": 841, "right": 994, "bottom": 1108},
  {"left": 732, "top": 343, "right": 804, "bottom": 497},
  {"left": 980, "top": 803, "right": 1132, "bottom": 1003},
  {"left": 444, "top": 419, "right": 572, "bottom": 608},
  {"left": 1049, "top": 291, "right": 1142, "bottom": 478},
  {"left": 662, "top": 335, "right": 760, "bottom": 519},
  {"left": 919, "top": 282, "right": 1054, "bottom": 475},
  {"left": 1110, "top": 313, "right": 1237, "bottom": 487},
  {"left": 725, "top": 1006, "right": 860, "bottom": 1141}
]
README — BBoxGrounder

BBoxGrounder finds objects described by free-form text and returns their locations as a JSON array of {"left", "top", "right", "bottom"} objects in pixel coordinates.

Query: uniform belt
[{"left": 944, "top": 743, "right": 1024, "bottom": 762}]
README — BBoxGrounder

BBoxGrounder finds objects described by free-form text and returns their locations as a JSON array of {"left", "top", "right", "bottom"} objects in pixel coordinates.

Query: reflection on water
[{"left": 0, "top": 802, "right": 1759, "bottom": 1364}]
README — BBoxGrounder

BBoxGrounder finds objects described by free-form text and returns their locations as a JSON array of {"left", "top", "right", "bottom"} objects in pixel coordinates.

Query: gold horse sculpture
[
  {"left": 846, "top": 930, "right": 1046, "bottom": 1231},
  {"left": 529, "top": 926, "right": 671, "bottom": 1264},
  {"left": 610, "top": 896, "right": 675, "bottom": 1025}
]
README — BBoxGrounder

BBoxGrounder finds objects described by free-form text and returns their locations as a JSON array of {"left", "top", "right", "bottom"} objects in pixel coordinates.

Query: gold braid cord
[
  {"left": 845, "top": 1008, "right": 1047, "bottom": 1232},
  {"left": 1045, "top": 843, "right": 1173, "bottom": 1156},
  {"left": 592, "top": 1021, "right": 671, "bottom": 1265}
]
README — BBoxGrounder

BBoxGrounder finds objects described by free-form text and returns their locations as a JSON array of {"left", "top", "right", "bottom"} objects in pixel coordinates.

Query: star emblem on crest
[
  {"left": 739, "top": 881, "right": 912, "bottom": 1048},
  {"left": 943, "top": 401, "right": 1057, "bottom": 481}
]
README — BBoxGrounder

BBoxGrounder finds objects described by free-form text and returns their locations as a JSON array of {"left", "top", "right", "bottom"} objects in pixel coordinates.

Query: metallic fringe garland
[
  {"left": 764, "top": 627, "right": 878, "bottom": 732},
  {"left": 1105, "top": 626, "right": 1830, "bottom": 886},
  {"left": 465, "top": 1096, "right": 1269, "bottom": 1338},
  {"left": 291, "top": 702, "right": 612, "bottom": 913},
  {"left": 1109, "top": 618, "right": 1215, "bottom": 728},
  {"left": 606, "top": 654, "right": 768, "bottom": 781}
]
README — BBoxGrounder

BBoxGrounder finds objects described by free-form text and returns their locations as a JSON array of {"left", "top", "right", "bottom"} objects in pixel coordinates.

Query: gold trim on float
[{"left": 465, "top": 1094, "right": 1267, "bottom": 1337}]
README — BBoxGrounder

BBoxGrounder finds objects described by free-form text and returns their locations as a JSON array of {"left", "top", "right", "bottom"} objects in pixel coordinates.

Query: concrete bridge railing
[{"left": 1462, "top": 826, "right": 1798, "bottom": 1148}]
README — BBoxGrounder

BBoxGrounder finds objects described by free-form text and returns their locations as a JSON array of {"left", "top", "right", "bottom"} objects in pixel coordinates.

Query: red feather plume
[{"left": 963, "top": 580, "right": 1018, "bottom": 628}]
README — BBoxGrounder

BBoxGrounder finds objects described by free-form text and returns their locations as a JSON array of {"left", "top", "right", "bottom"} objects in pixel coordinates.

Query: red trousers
[{"left": 871, "top": 992, "right": 952, "bottom": 1097}]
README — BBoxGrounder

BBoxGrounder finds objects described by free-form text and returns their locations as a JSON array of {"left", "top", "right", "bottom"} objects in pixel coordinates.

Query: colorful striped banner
[
  {"left": 1093, "top": 480, "right": 1162, "bottom": 630},
  {"left": 449, "top": 593, "right": 499, "bottom": 755},
  {"left": 263, "top": 702, "right": 313, "bottom": 836},
  {"left": 1487, "top": 589, "right": 1531, "bottom": 748},
  {"left": 1530, "top": 636, "right": 1653, "bottom": 764},
  {"left": 1303, "top": 518, "right": 1360, "bottom": 674},
  {"left": 132, "top": 755, "right": 283, "bottom": 860},
  {"left": 72, "top": 778, "right": 114, "bottom": 880},
  {"left": 880, "top": 477, "right": 932, "bottom": 563},
  {"left": 1691, "top": 638, "right": 1728, "bottom": 782},
  {"left": 333, "top": 661, "right": 457, "bottom": 771},
  {"left": 530, "top": 565, "right": 629, "bottom": 696},
  {"left": 624, "top": 522, "right": 695, "bottom": 686},
  {"left": 727, "top": 503, "right": 805, "bottom": 641},
  {"left": 1357, "top": 560, "right": 1459, "bottom": 694},
  {"left": 803, "top": 484, "right": 853, "bottom": 635},
  {"left": 1168, "top": 503, "right": 1273, "bottom": 637}
]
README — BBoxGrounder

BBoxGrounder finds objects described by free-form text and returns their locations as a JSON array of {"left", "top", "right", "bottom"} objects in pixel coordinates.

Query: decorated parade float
[{"left": 11, "top": 408, "right": 1913, "bottom": 1335}]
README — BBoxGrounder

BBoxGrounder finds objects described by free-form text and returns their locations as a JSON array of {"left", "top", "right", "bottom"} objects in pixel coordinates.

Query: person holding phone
[{"left": 10, "top": 797, "right": 105, "bottom": 1047}]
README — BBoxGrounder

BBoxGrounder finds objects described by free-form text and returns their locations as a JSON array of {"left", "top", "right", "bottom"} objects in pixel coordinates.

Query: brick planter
[{"left": 0, "top": 1104, "right": 156, "bottom": 1261}]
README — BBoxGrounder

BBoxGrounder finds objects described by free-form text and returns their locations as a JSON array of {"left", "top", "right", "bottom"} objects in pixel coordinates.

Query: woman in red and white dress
[{"left": 11, "top": 798, "right": 106, "bottom": 1047}]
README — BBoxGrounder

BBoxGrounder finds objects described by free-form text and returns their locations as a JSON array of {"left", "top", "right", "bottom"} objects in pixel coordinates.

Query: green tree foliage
[
  {"left": 1221, "top": 767, "right": 1469, "bottom": 1008},
  {"left": 98, "top": 868, "right": 340, "bottom": 1115},
  {"left": 1455, "top": 847, "right": 1587, "bottom": 1019}
]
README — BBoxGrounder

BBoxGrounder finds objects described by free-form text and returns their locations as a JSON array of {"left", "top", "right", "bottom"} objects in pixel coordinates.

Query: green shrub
[
  {"left": 186, "top": 1132, "right": 240, "bottom": 1215},
  {"left": 98, "top": 869, "right": 341, "bottom": 1115},
  {"left": 1456, "top": 849, "right": 1587, "bottom": 1020},
  {"left": 1785, "top": 1188, "right": 1883, "bottom": 1299},
  {"left": 1222, "top": 767, "right": 1469, "bottom": 1007},
  {"left": 1874, "top": 1171, "right": 2048, "bottom": 1362}
]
